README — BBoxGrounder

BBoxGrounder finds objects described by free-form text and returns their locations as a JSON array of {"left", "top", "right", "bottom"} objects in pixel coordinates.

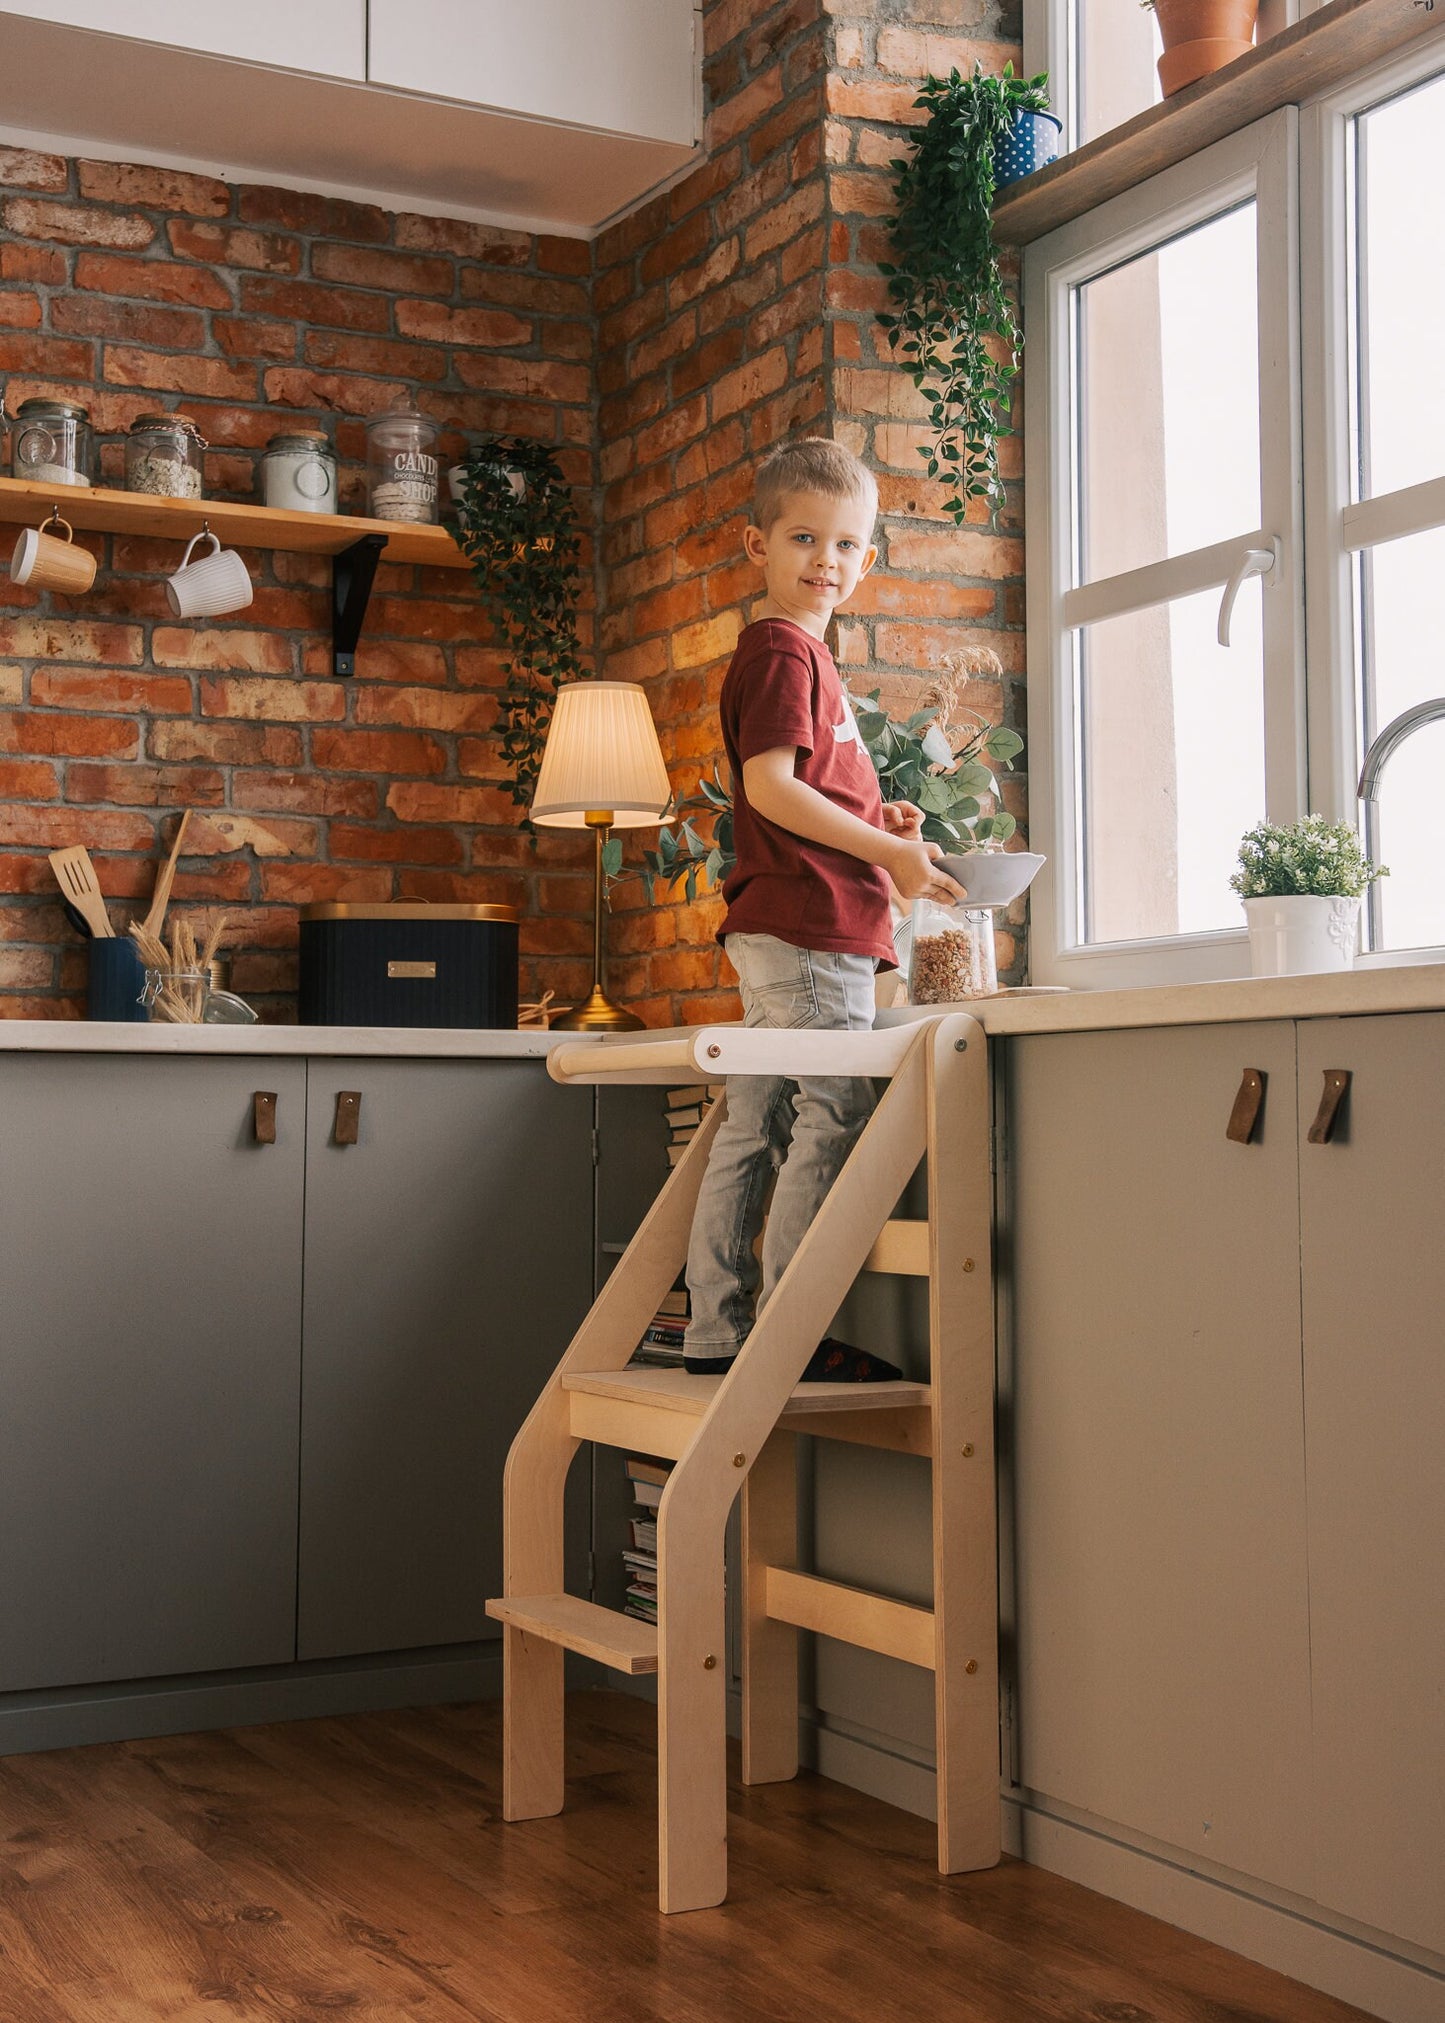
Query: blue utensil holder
[
  {"left": 994, "top": 108, "right": 1062, "bottom": 189},
  {"left": 88, "top": 937, "right": 148, "bottom": 1022}
]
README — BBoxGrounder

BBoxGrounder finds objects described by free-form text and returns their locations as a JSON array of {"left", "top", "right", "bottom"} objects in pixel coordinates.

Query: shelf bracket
[{"left": 331, "top": 533, "right": 387, "bottom": 677}]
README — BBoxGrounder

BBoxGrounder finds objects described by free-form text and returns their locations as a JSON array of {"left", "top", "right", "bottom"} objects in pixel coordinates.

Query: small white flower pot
[{"left": 1243, "top": 894, "right": 1361, "bottom": 977}]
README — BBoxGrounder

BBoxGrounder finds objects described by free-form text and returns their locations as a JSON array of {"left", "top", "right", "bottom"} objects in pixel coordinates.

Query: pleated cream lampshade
[{"left": 530, "top": 681, "right": 672, "bottom": 829}]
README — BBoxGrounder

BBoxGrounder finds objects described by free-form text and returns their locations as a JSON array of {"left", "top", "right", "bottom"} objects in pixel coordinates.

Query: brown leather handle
[
  {"left": 1225, "top": 1068, "right": 1267, "bottom": 1144},
  {"left": 1307, "top": 1068, "right": 1351, "bottom": 1145},
  {"left": 253, "top": 1091, "right": 277, "bottom": 1145},
  {"left": 334, "top": 1089, "right": 362, "bottom": 1146}
]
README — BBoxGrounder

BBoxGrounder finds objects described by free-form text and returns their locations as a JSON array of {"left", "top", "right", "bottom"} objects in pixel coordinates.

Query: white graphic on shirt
[{"left": 832, "top": 698, "right": 862, "bottom": 745}]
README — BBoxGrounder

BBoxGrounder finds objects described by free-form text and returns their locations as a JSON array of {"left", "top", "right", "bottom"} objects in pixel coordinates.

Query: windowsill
[{"left": 993, "top": 0, "right": 1442, "bottom": 246}]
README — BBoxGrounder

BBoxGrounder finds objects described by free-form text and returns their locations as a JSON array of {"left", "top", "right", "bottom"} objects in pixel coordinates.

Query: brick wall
[
  {"left": 1, "top": 0, "right": 1029, "bottom": 1024},
  {"left": 596, "top": 0, "right": 1028, "bottom": 1025},
  {"left": 0, "top": 149, "right": 596, "bottom": 1018}
]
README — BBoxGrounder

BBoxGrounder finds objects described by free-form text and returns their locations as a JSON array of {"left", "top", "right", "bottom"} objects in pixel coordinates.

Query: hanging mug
[
  {"left": 9, "top": 512, "right": 97, "bottom": 594},
  {"left": 165, "top": 526, "right": 253, "bottom": 619}
]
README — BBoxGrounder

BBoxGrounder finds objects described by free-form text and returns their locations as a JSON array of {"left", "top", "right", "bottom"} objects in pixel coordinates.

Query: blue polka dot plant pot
[{"left": 994, "top": 108, "right": 1062, "bottom": 189}]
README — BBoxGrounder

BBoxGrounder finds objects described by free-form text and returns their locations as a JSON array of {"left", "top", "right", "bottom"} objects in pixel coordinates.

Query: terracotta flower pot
[
  {"left": 1151, "top": 0, "right": 1258, "bottom": 46},
  {"left": 1158, "top": 36, "right": 1255, "bottom": 95}
]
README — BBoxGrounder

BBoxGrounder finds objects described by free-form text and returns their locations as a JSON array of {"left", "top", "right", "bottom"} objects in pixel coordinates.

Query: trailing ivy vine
[
  {"left": 451, "top": 436, "right": 586, "bottom": 809},
  {"left": 878, "top": 63, "right": 1050, "bottom": 521}
]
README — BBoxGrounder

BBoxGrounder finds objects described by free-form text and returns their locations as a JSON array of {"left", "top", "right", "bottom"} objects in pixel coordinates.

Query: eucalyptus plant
[
  {"left": 450, "top": 435, "right": 586, "bottom": 809},
  {"left": 877, "top": 63, "right": 1050, "bottom": 519}
]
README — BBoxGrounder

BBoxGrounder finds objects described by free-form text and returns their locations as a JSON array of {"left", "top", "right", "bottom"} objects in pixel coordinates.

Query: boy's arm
[{"left": 743, "top": 746, "right": 967, "bottom": 903}]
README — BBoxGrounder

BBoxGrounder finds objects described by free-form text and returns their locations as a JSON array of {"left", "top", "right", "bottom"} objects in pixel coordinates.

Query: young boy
[{"left": 683, "top": 436, "right": 965, "bottom": 1380}]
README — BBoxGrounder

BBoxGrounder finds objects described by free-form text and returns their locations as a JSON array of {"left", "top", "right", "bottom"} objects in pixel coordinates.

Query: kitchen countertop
[{"left": 2, "top": 962, "right": 1443, "bottom": 1054}]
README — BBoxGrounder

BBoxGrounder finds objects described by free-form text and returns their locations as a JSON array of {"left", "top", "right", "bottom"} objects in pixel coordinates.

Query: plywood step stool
[{"left": 485, "top": 1010, "right": 998, "bottom": 1913}]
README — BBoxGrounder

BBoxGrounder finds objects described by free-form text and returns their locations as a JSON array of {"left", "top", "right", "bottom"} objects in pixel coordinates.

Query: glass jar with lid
[
  {"left": 124, "top": 413, "right": 205, "bottom": 498},
  {"left": 365, "top": 409, "right": 440, "bottom": 524},
  {"left": 9, "top": 398, "right": 91, "bottom": 486},
  {"left": 906, "top": 898, "right": 998, "bottom": 1003},
  {"left": 260, "top": 430, "right": 337, "bottom": 515}
]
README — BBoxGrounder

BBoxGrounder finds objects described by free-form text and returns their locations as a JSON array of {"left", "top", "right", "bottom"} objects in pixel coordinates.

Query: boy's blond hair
[{"left": 752, "top": 434, "right": 878, "bottom": 532}]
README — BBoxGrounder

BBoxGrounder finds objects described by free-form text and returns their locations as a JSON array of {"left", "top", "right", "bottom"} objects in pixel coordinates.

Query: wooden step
[
  {"left": 860, "top": 1218, "right": 929, "bottom": 1276},
  {"left": 563, "top": 1366, "right": 934, "bottom": 1459},
  {"left": 485, "top": 1593, "right": 658, "bottom": 1674}
]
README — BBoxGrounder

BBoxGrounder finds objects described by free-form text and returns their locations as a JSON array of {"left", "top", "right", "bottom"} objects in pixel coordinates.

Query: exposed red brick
[
  {"left": 77, "top": 160, "right": 229, "bottom": 215},
  {"left": 51, "top": 296, "right": 206, "bottom": 347},
  {"left": 148, "top": 722, "right": 304, "bottom": 765},
  {"left": 237, "top": 184, "right": 389, "bottom": 243},
  {"left": 167, "top": 219, "right": 299, "bottom": 272},
  {"left": 2, "top": 197, "right": 154, "bottom": 248},
  {"left": 311, "top": 728, "right": 448, "bottom": 776},
  {"left": 103, "top": 345, "right": 257, "bottom": 399},
  {"left": 394, "top": 215, "right": 531, "bottom": 262},
  {"left": 213, "top": 315, "right": 296, "bottom": 360},
  {"left": 1, "top": 712, "right": 138, "bottom": 759},
  {"left": 0, "top": 331, "right": 94, "bottom": 377},
  {"left": 329, "top": 824, "right": 465, "bottom": 865},
  {"left": 0, "top": 146, "right": 67, "bottom": 192},
  {"left": 303, "top": 330, "right": 448, "bottom": 381},
  {"left": 2, "top": 243, "right": 67, "bottom": 284},
  {"left": 67, "top": 762, "right": 225, "bottom": 807},
  {"left": 239, "top": 273, "right": 392, "bottom": 332}
]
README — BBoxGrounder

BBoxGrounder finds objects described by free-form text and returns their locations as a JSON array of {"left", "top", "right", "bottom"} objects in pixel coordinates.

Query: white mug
[{"left": 165, "top": 529, "right": 252, "bottom": 619}]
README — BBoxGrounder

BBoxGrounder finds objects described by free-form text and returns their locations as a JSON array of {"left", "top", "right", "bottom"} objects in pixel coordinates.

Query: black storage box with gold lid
[{"left": 299, "top": 903, "right": 519, "bottom": 1028}]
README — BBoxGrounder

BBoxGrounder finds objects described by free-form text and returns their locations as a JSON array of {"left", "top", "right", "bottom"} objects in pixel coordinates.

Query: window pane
[
  {"left": 1359, "top": 526, "right": 1445, "bottom": 951},
  {"left": 1354, "top": 70, "right": 1445, "bottom": 500},
  {"left": 1076, "top": 205, "right": 1260, "bottom": 584},
  {"left": 1079, "top": 581, "right": 1265, "bottom": 945},
  {"left": 1074, "top": 1, "right": 1160, "bottom": 145}
]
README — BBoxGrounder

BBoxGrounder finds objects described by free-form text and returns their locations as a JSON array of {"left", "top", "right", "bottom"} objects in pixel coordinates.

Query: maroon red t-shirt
[{"left": 717, "top": 618, "right": 895, "bottom": 966}]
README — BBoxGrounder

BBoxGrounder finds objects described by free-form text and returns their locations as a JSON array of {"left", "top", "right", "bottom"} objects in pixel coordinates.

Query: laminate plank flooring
[{"left": 0, "top": 1690, "right": 1376, "bottom": 2023}]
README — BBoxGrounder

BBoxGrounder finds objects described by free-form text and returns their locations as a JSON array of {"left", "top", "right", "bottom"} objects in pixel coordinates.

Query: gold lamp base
[{"left": 552, "top": 986, "right": 645, "bottom": 1032}]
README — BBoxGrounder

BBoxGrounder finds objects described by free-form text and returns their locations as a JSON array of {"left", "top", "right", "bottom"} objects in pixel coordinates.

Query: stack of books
[
  {"left": 632, "top": 1284, "right": 690, "bottom": 1368},
  {"left": 622, "top": 1455, "right": 670, "bottom": 1622},
  {"left": 665, "top": 1083, "right": 720, "bottom": 1166}
]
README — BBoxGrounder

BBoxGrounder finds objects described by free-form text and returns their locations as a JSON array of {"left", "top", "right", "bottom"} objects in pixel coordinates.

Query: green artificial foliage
[
  {"left": 1230, "top": 816, "right": 1387, "bottom": 900},
  {"left": 450, "top": 436, "right": 586, "bottom": 809},
  {"left": 877, "top": 63, "right": 1050, "bottom": 521},
  {"left": 626, "top": 697, "right": 1022, "bottom": 904}
]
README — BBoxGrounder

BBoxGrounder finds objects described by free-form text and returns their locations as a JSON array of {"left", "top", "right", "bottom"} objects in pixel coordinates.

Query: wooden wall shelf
[
  {"left": 993, "top": 0, "right": 1443, "bottom": 247},
  {"left": 0, "top": 475, "right": 467, "bottom": 570}
]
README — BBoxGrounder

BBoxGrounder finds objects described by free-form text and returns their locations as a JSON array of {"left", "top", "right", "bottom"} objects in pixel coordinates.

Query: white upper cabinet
[
  {"left": 368, "top": 0, "right": 699, "bottom": 147},
  {"left": 0, "top": 0, "right": 367, "bottom": 79}
]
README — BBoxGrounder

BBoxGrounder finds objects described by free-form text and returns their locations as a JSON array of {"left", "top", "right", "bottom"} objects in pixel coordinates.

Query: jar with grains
[
  {"left": 907, "top": 898, "right": 999, "bottom": 1003},
  {"left": 260, "top": 431, "right": 337, "bottom": 514},
  {"left": 9, "top": 398, "right": 91, "bottom": 486},
  {"left": 365, "top": 409, "right": 439, "bottom": 524},
  {"left": 124, "top": 413, "right": 205, "bottom": 498}
]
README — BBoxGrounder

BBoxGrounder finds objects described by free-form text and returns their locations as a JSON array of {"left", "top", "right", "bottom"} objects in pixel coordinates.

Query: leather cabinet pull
[
  {"left": 1225, "top": 1068, "right": 1267, "bottom": 1144},
  {"left": 253, "top": 1091, "right": 277, "bottom": 1145},
  {"left": 334, "top": 1089, "right": 362, "bottom": 1146},
  {"left": 1307, "top": 1068, "right": 1351, "bottom": 1145}
]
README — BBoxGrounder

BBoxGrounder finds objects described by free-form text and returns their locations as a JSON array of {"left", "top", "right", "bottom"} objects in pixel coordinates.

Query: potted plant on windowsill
[
  {"left": 1142, "top": 0, "right": 1259, "bottom": 99},
  {"left": 1231, "top": 815, "right": 1386, "bottom": 977}
]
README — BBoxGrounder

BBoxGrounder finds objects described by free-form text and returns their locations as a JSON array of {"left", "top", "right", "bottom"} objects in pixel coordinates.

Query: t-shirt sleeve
[{"left": 731, "top": 635, "right": 818, "bottom": 764}]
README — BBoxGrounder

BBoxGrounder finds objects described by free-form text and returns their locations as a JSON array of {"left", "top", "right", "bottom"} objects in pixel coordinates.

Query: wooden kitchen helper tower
[{"left": 486, "top": 1012, "right": 999, "bottom": 1913}]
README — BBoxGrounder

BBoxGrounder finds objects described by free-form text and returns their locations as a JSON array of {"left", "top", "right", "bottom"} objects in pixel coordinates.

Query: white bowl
[{"left": 935, "top": 850, "right": 1045, "bottom": 908}]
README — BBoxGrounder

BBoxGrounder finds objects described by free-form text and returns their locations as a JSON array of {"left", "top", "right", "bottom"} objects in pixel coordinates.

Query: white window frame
[
  {"left": 1023, "top": 112, "right": 1305, "bottom": 990},
  {"left": 1301, "top": 37, "right": 1445, "bottom": 967}
]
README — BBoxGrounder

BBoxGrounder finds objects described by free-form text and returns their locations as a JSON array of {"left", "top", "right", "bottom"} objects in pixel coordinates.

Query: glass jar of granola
[
  {"left": 907, "top": 898, "right": 998, "bottom": 1003},
  {"left": 124, "top": 413, "right": 205, "bottom": 498}
]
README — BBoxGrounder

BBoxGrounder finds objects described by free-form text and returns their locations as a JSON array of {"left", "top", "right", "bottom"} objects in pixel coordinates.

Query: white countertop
[{"left": 2, "top": 962, "right": 1442, "bottom": 1055}]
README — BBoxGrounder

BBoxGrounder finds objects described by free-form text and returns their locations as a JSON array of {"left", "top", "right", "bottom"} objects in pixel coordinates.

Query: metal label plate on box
[{"left": 387, "top": 960, "right": 437, "bottom": 979}]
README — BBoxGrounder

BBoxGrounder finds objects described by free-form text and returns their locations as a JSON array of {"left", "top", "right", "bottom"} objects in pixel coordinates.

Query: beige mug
[{"left": 9, "top": 513, "right": 97, "bottom": 594}]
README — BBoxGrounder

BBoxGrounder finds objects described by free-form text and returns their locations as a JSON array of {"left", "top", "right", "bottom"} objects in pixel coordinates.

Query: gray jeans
[{"left": 684, "top": 932, "right": 878, "bottom": 1357}]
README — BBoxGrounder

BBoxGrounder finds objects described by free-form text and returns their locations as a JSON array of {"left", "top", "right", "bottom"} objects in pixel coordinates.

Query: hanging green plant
[
  {"left": 877, "top": 62, "right": 1050, "bottom": 521},
  {"left": 450, "top": 435, "right": 586, "bottom": 808}
]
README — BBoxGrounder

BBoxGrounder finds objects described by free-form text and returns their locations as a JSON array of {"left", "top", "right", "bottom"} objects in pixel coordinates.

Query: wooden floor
[{"left": 0, "top": 1689, "right": 1374, "bottom": 2023}]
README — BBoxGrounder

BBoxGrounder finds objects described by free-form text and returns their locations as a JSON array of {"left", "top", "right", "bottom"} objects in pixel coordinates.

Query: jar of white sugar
[
  {"left": 365, "top": 409, "right": 439, "bottom": 524},
  {"left": 9, "top": 398, "right": 91, "bottom": 487},
  {"left": 124, "top": 413, "right": 205, "bottom": 498},
  {"left": 260, "top": 430, "right": 338, "bottom": 514}
]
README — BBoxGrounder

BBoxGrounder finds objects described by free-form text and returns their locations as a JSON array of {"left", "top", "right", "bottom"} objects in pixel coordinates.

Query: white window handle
[{"left": 1217, "top": 538, "right": 1280, "bottom": 646}]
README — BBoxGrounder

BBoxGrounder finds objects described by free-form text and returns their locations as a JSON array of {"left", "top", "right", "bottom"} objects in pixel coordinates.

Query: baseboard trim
[{"left": 0, "top": 1642, "right": 503, "bottom": 1756}]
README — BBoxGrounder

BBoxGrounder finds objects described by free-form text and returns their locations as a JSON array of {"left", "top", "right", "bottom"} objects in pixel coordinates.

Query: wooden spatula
[
  {"left": 141, "top": 810, "right": 192, "bottom": 941},
  {"left": 48, "top": 846, "right": 113, "bottom": 937}
]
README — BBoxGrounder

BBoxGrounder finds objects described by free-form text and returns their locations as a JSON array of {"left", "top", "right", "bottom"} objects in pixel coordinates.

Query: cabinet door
[
  {"left": 4, "top": 1, "right": 367, "bottom": 78},
  {"left": 1007, "top": 1022, "right": 1314, "bottom": 1895},
  {"left": 1298, "top": 1012, "right": 1445, "bottom": 1955},
  {"left": 298, "top": 1060, "right": 592, "bottom": 1660},
  {"left": 0, "top": 1055, "right": 305, "bottom": 1690},
  {"left": 368, "top": 0, "right": 699, "bottom": 145}
]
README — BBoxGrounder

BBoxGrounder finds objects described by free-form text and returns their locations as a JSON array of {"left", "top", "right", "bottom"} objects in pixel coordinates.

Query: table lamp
[{"left": 530, "top": 680, "right": 673, "bottom": 1031}]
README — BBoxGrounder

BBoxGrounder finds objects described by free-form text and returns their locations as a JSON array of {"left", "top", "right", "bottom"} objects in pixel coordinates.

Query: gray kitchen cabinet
[
  {"left": 0, "top": 1054, "right": 305, "bottom": 1690},
  {"left": 1005, "top": 1021, "right": 1316, "bottom": 1898},
  {"left": 297, "top": 1058, "right": 592, "bottom": 1660},
  {"left": 1297, "top": 1012, "right": 1445, "bottom": 1957}
]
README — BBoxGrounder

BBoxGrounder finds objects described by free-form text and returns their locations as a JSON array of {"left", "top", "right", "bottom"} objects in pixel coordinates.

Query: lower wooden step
[{"left": 485, "top": 1593, "right": 658, "bottom": 1675}]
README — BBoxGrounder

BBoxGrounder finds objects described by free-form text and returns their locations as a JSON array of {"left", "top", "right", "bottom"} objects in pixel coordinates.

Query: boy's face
[{"left": 744, "top": 487, "right": 878, "bottom": 637}]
